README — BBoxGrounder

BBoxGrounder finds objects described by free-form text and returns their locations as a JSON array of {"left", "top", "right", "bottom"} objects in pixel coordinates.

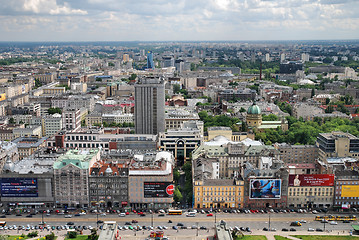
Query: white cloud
[{"left": 0, "top": 0, "right": 358, "bottom": 41}]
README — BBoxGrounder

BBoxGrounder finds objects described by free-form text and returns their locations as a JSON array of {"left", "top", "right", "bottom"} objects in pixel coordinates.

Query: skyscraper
[
  {"left": 147, "top": 51, "right": 154, "bottom": 69},
  {"left": 135, "top": 77, "right": 165, "bottom": 135}
]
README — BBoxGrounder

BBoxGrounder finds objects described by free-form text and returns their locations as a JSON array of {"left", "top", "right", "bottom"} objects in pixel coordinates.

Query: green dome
[{"left": 247, "top": 103, "right": 261, "bottom": 115}]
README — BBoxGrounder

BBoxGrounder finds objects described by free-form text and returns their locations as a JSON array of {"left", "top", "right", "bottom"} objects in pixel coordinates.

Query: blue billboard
[
  {"left": 249, "top": 179, "right": 281, "bottom": 199},
  {"left": 1, "top": 178, "right": 38, "bottom": 197}
]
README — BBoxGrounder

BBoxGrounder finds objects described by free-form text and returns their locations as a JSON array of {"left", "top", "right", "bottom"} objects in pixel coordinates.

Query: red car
[
  {"left": 125, "top": 212, "right": 130, "bottom": 215},
  {"left": 207, "top": 213, "right": 213, "bottom": 217}
]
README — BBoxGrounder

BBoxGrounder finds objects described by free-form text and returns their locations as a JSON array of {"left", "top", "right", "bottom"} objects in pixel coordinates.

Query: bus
[
  {"left": 315, "top": 216, "right": 324, "bottom": 221},
  {"left": 0, "top": 221, "right": 6, "bottom": 227},
  {"left": 168, "top": 209, "right": 182, "bottom": 215}
]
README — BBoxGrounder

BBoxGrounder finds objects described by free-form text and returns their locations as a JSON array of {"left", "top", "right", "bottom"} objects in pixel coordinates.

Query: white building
[{"left": 43, "top": 113, "right": 63, "bottom": 136}]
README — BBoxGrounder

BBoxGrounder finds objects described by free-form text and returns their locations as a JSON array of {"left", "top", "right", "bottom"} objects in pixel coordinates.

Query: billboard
[
  {"left": 341, "top": 185, "right": 359, "bottom": 198},
  {"left": 144, "top": 182, "right": 174, "bottom": 198},
  {"left": 1, "top": 178, "right": 38, "bottom": 197},
  {"left": 288, "top": 174, "right": 334, "bottom": 187},
  {"left": 249, "top": 179, "right": 281, "bottom": 199}
]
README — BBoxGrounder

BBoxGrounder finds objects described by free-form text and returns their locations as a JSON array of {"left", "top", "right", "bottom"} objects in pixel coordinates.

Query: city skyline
[{"left": 0, "top": 0, "right": 359, "bottom": 42}]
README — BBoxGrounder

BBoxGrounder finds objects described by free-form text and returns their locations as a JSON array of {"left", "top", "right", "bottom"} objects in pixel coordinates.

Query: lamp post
[
  {"left": 41, "top": 210, "right": 45, "bottom": 225},
  {"left": 268, "top": 212, "right": 271, "bottom": 230},
  {"left": 151, "top": 202, "right": 154, "bottom": 228},
  {"left": 196, "top": 222, "right": 199, "bottom": 236},
  {"left": 96, "top": 203, "right": 99, "bottom": 228}
]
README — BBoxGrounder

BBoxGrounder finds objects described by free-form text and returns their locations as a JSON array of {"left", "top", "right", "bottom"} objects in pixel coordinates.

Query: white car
[
  {"left": 300, "top": 220, "right": 307, "bottom": 223},
  {"left": 330, "top": 221, "right": 338, "bottom": 225},
  {"left": 100, "top": 213, "right": 106, "bottom": 216},
  {"left": 64, "top": 215, "right": 72, "bottom": 218},
  {"left": 119, "top": 213, "right": 126, "bottom": 217},
  {"left": 308, "top": 228, "right": 315, "bottom": 232}
]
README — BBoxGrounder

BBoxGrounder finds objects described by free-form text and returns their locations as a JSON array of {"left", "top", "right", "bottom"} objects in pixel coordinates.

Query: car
[
  {"left": 16, "top": 214, "right": 22, "bottom": 216},
  {"left": 67, "top": 222, "right": 75, "bottom": 225},
  {"left": 180, "top": 226, "right": 187, "bottom": 229},
  {"left": 163, "top": 226, "right": 168, "bottom": 230},
  {"left": 246, "top": 227, "right": 251, "bottom": 232},
  {"left": 308, "top": 228, "right": 315, "bottom": 232},
  {"left": 158, "top": 214, "right": 165, "bottom": 217},
  {"left": 200, "top": 226, "right": 207, "bottom": 230},
  {"left": 207, "top": 213, "right": 213, "bottom": 217},
  {"left": 321, "top": 219, "right": 328, "bottom": 223},
  {"left": 177, "top": 223, "right": 184, "bottom": 226},
  {"left": 312, "top": 210, "right": 318, "bottom": 214},
  {"left": 290, "top": 228, "right": 297, "bottom": 232},
  {"left": 125, "top": 212, "right": 130, "bottom": 215},
  {"left": 74, "top": 214, "right": 81, "bottom": 217},
  {"left": 158, "top": 226, "right": 163, "bottom": 230},
  {"left": 290, "top": 221, "right": 302, "bottom": 226},
  {"left": 64, "top": 215, "right": 72, "bottom": 218},
  {"left": 191, "top": 225, "right": 198, "bottom": 229},
  {"left": 26, "top": 215, "right": 32, "bottom": 218},
  {"left": 97, "top": 220, "right": 104, "bottom": 224},
  {"left": 281, "top": 228, "right": 288, "bottom": 231},
  {"left": 263, "top": 227, "right": 268, "bottom": 231},
  {"left": 129, "top": 226, "right": 134, "bottom": 230},
  {"left": 270, "top": 228, "right": 277, "bottom": 232},
  {"left": 123, "top": 226, "right": 128, "bottom": 230},
  {"left": 316, "top": 228, "right": 324, "bottom": 232},
  {"left": 299, "top": 220, "right": 307, "bottom": 223},
  {"left": 125, "top": 222, "right": 132, "bottom": 225},
  {"left": 330, "top": 221, "right": 338, "bottom": 225},
  {"left": 132, "top": 220, "right": 138, "bottom": 223},
  {"left": 172, "top": 226, "right": 178, "bottom": 230},
  {"left": 140, "top": 214, "right": 146, "bottom": 217},
  {"left": 343, "top": 220, "right": 351, "bottom": 223}
]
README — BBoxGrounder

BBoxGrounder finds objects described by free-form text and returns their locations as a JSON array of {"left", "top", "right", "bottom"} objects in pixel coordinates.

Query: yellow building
[
  {"left": 205, "top": 127, "right": 254, "bottom": 142},
  {"left": 193, "top": 179, "right": 244, "bottom": 209},
  {"left": 42, "top": 87, "right": 66, "bottom": 95}
]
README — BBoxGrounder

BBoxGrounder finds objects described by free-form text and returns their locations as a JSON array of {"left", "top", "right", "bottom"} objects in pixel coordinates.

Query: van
[
  {"left": 119, "top": 213, "right": 126, "bottom": 217},
  {"left": 186, "top": 212, "right": 196, "bottom": 217}
]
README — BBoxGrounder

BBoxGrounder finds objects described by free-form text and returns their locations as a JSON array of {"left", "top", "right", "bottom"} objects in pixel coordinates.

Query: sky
[{"left": 0, "top": 0, "right": 358, "bottom": 41}]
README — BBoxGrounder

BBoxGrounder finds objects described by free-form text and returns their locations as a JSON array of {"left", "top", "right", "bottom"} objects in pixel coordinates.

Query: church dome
[{"left": 247, "top": 103, "right": 261, "bottom": 115}]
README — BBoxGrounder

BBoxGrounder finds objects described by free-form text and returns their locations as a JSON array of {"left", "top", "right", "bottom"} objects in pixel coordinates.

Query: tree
[
  {"left": 68, "top": 231, "right": 78, "bottom": 238},
  {"left": 45, "top": 233, "right": 55, "bottom": 240},
  {"left": 48, "top": 107, "right": 62, "bottom": 114},
  {"left": 311, "top": 88, "right": 315, "bottom": 98},
  {"left": 325, "top": 98, "right": 330, "bottom": 105},
  {"left": 325, "top": 105, "right": 334, "bottom": 113},
  {"left": 88, "top": 228, "right": 99, "bottom": 240},
  {"left": 9, "top": 117, "right": 15, "bottom": 124},
  {"left": 173, "top": 187, "right": 183, "bottom": 203},
  {"left": 173, "top": 84, "right": 181, "bottom": 94},
  {"left": 239, "top": 107, "right": 246, "bottom": 113},
  {"left": 129, "top": 73, "right": 137, "bottom": 81},
  {"left": 262, "top": 114, "right": 278, "bottom": 121}
]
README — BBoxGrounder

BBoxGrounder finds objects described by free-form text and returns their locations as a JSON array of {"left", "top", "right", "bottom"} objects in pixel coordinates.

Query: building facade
[{"left": 135, "top": 78, "right": 165, "bottom": 135}]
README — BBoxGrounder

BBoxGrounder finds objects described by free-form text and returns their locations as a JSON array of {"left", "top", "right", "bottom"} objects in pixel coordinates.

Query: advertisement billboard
[
  {"left": 341, "top": 185, "right": 359, "bottom": 198},
  {"left": 249, "top": 179, "right": 281, "bottom": 199},
  {"left": 1, "top": 178, "right": 38, "bottom": 197},
  {"left": 144, "top": 182, "right": 175, "bottom": 198},
  {"left": 288, "top": 174, "right": 334, "bottom": 187}
]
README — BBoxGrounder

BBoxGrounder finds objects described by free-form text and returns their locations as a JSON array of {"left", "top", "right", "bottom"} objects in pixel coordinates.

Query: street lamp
[
  {"left": 96, "top": 203, "right": 99, "bottom": 228},
  {"left": 268, "top": 212, "right": 271, "bottom": 230}
]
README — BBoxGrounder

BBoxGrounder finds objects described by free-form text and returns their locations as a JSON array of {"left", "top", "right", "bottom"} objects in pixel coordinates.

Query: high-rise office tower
[
  {"left": 147, "top": 51, "right": 154, "bottom": 69},
  {"left": 135, "top": 77, "right": 165, "bottom": 135}
]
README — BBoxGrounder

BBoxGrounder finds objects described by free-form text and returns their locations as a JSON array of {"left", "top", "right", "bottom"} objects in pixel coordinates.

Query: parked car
[
  {"left": 290, "top": 228, "right": 297, "bottom": 232},
  {"left": 281, "top": 228, "right": 288, "bottom": 231},
  {"left": 207, "top": 213, "right": 213, "bottom": 217},
  {"left": 316, "top": 228, "right": 324, "bottom": 232},
  {"left": 308, "top": 228, "right": 315, "bottom": 232}
]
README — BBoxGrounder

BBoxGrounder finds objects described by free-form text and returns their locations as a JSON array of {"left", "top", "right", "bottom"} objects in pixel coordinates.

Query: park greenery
[
  {"left": 198, "top": 110, "right": 241, "bottom": 132},
  {"left": 256, "top": 117, "right": 359, "bottom": 145}
]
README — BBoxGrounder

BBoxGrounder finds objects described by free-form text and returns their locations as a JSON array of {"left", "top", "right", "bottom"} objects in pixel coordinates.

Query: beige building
[
  {"left": 85, "top": 112, "right": 103, "bottom": 126},
  {"left": 42, "top": 87, "right": 66, "bottom": 95},
  {"left": 274, "top": 143, "right": 318, "bottom": 164},
  {"left": 165, "top": 108, "right": 200, "bottom": 130},
  {"left": 53, "top": 149, "right": 100, "bottom": 208},
  {"left": 12, "top": 136, "right": 47, "bottom": 159},
  {"left": 13, "top": 126, "right": 42, "bottom": 139},
  {"left": 316, "top": 131, "right": 359, "bottom": 162}
]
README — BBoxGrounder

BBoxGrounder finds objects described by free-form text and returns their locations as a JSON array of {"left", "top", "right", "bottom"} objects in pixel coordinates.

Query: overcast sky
[{"left": 0, "top": 0, "right": 358, "bottom": 41}]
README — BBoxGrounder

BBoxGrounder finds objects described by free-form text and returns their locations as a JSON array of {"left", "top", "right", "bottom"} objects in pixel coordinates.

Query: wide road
[{"left": 2, "top": 212, "right": 357, "bottom": 231}]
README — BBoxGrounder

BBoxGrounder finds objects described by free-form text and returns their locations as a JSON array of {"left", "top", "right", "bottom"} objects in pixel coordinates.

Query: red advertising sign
[
  {"left": 166, "top": 184, "right": 174, "bottom": 195},
  {"left": 288, "top": 174, "right": 334, "bottom": 187}
]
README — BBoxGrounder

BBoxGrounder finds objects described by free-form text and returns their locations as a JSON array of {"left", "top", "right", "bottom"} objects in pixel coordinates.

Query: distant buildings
[{"left": 146, "top": 51, "right": 154, "bottom": 69}]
